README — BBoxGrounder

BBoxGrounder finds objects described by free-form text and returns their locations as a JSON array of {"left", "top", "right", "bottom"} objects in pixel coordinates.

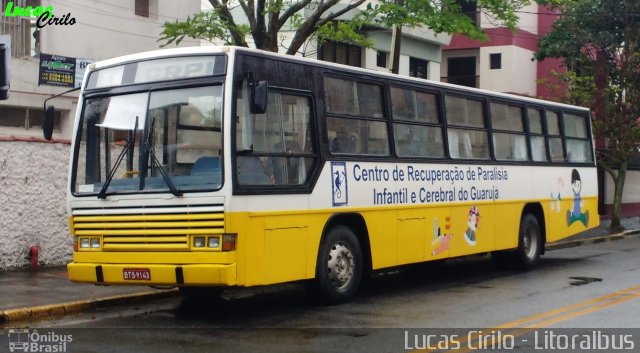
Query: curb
[
  {"left": 546, "top": 229, "right": 640, "bottom": 251},
  {"left": 0, "top": 288, "right": 179, "bottom": 325}
]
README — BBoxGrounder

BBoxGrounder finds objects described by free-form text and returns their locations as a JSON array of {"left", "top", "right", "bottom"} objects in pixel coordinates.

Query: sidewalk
[
  {"left": 0, "top": 266, "right": 177, "bottom": 325},
  {"left": 546, "top": 216, "right": 640, "bottom": 250},
  {"left": 1, "top": 216, "right": 639, "bottom": 326}
]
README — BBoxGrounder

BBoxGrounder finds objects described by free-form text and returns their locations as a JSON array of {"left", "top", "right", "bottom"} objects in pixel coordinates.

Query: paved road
[{"left": 3, "top": 236, "right": 640, "bottom": 353}]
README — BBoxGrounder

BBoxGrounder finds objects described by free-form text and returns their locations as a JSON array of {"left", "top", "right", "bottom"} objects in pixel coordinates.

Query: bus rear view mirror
[
  {"left": 250, "top": 80, "right": 268, "bottom": 114},
  {"left": 43, "top": 106, "right": 55, "bottom": 140},
  {"left": 42, "top": 86, "right": 80, "bottom": 140}
]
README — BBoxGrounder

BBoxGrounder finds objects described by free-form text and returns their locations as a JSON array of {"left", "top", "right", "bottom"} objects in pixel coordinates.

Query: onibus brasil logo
[
  {"left": 3, "top": 1, "right": 76, "bottom": 28},
  {"left": 8, "top": 329, "right": 72, "bottom": 353}
]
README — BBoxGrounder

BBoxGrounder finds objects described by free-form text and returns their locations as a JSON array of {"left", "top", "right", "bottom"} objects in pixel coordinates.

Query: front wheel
[
  {"left": 315, "top": 225, "right": 363, "bottom": 304},
  {"left": 515, "top": 214, "right": 542, "bottom": 270}
]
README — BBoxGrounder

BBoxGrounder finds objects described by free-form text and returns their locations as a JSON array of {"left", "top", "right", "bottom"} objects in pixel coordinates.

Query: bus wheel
[
  {"left": 515, "top": 214, "right": 542, "bottom": 270},
  {"left": 315, "top": 225, "right": 363, "bottom": 304}
]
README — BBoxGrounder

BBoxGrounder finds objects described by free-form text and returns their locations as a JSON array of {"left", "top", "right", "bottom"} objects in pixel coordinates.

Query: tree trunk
[
  {"left": 610, "top": 160, "right": 628, "bottom": 233},
  {"left": 389, "top": 0, "right": 404, "bottom": 74},
  {"left": 390, "top": 24, "right": 402, "bottom": 74}
]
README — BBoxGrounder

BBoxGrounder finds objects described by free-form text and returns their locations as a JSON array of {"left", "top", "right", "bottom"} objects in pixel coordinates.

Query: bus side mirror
[
  {"left": 250, "top": 80, "right": 268, "bottom": 114},
  {"left": 43, "top": 106, "right": 55, "bottom": 140},
  {"left": 0, "top": 43, "right": 9, "bottom": 101}
]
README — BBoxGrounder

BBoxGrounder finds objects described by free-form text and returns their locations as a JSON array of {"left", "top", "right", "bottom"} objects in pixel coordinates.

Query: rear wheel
[
  {"left": 515, "top": 214, "right": 542, "bottom": 270},
  {"left": 315, "top": 225, "right": 363, "bottom": 304},
  {"left": 492, "top": 214, "right": 542, "bottom": 270}
]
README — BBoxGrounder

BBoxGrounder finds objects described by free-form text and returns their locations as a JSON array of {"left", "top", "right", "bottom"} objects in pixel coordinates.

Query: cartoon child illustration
[
  {"left": 464, "top": 206, "right": 480, "bottom": 246},
  {"left": 567, "top": 169, "right": 589, "bottom": 227},
  {"left": 432, "top": 217, "right": 453, "bottom": 256}
]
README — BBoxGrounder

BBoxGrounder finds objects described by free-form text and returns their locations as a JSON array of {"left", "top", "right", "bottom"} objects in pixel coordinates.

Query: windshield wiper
[
  {"left": 98, "top": 117, "right": 138, "bottom": 199},
  {"left": 142, "top": 117, "right": 182, "bottom": 197}
]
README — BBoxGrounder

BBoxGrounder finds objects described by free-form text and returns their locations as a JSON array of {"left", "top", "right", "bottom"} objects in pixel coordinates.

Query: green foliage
[
  {"left": 538, "top": 70, "right": 596, "bottom": 106},
  {"left": 159, "top": 0, "right": 528, "bottom": 54},
  {"left": 160, "top": 10, "right": 250, "bottom": 47},
  {"left": 315, "top": 21, "right": 372, "bottom": 48}
]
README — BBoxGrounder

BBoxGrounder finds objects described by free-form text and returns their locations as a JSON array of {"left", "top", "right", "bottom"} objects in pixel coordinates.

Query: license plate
[{"left": 123, "top": 268, "right": 151, "bottom": 281}]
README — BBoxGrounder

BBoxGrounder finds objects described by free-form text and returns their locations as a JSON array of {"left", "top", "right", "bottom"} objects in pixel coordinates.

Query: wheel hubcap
[
  {"left": 327, "top": 242, "right": 354, "bottom": 289},
  {"left": 524, "top": 225, "right": 539, "bottom": 259}
]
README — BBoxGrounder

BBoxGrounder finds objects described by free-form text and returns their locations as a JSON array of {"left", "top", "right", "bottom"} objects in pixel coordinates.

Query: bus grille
[{"left": 71, "top": 204, "right": 224, "bottom": 251}]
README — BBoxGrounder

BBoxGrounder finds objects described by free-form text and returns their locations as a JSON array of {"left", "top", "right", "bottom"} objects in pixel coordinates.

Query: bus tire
[
  {"left": 315, "top": 225, "right": 363, "bottom": 304},
  {"left": 515, "top": 214, "right": 542, "bottom": 270}
]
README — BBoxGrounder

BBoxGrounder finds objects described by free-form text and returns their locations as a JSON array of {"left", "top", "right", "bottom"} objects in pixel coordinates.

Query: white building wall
[
  {"left": 397, "top": 55, "right": 410, "bottom": 76},
  {"left": 605, "top": 171, "right": 640, "bottom": 205},
  {"left": 40, "top": 0, "right": 200, "bottom": 60},
  {"left": 428, "top": 61, "right": 441, "bottom": 82},
  {"left": 479, "top": 46, "right": 536, "bottom": 95},
  {"left": 480, "top": 3, "right": 538, "bottom": 34},
  {"left": 362, "top": 49, "right": 424, "bottom": 78},
  {"left": 0, "top": 141, "right": 72, "bottom": 270},
  {"left": 363, "top": 48, "right": 387, "bottom": 73}
]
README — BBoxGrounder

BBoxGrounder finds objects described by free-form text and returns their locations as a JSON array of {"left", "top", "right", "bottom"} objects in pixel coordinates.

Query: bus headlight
[
  {"left": 90, "top": 238, "right": 101, "bottom": 248},
  {"left": 79, "top": 238, "right": 90, "bottom": 249},
  {"left": 208, "top": 236, "right": 220, "bottom": 248},
  {"left": 193, "top": 236, "right": 206, "bottom": 248},
  {"left": 79, "top": 237, "right": 100, "bottom": 250}
]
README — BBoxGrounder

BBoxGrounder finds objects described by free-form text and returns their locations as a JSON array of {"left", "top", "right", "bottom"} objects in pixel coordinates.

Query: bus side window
[
  {"left": 191, "top": 156, "right": 220, "bottom": 175},
  {"left": 235, "top": 87, "right": 316, "bottom": 187},
  {"left": 237, "top": 156, "right": 274, "bottom": 185},
  {"left": 271, "top": 141, "right": 302, "bottom": 184},
  {"left": 331, "top": 132, "right": 356, "bottom": 153}
]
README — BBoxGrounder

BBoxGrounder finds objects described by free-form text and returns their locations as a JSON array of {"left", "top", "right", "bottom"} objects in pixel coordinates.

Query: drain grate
[{"left": 569, "top": 277, "right": 603, "bottom": 286}]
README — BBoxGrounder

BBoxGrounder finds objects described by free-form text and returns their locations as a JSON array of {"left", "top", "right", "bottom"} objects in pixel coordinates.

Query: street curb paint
[
  {"left": 547, "top": 229, "right": 640, "bottom": 251},
  {"left": 0, "top": 288, "right": 179, "bottom": 325}
]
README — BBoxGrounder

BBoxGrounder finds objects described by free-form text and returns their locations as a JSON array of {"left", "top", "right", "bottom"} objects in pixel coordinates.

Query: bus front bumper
[{"left": 67, "top": 263, "right": 237, "bottom": 286}]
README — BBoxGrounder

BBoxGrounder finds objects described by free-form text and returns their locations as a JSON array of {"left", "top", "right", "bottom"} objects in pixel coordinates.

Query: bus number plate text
[{"left": 123, "top": 268, "right": 151, "bottom": 281}]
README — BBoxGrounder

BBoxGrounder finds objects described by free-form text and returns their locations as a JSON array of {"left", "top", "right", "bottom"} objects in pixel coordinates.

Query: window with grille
[
  {"left": 0, "top": 0, "right": 38, "bottom": 57},
  {"left": 319, "top": 41, "right": 362, "bottom": 67},
  {"left": 409, "top": 57, "right": 429, "bottom": 79}
]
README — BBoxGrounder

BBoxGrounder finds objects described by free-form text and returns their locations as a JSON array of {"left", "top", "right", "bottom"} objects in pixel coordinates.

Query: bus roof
[{"left": 90, "top": 45, "right": 589, "bottom": 113}]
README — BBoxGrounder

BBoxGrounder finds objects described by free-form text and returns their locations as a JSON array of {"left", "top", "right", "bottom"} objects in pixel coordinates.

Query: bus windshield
[{"left": 73, "top": 85, "right": 223, "bottom": 196}]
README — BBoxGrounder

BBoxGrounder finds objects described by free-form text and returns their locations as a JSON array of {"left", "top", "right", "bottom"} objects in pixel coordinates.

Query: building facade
[
  {"left": 441, "top": 3, "right": 563, "bottom": 98},
  {"left": 0, "top": 0, "right": 200, "bottom": 269},
  {"left": 317, "top": 26, "right": 449, "bottom": 82}
]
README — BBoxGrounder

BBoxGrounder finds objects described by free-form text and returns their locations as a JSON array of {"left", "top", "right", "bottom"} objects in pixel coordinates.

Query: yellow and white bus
[{"left": 51, "top": 46, "right": 598, "bottom": 303}]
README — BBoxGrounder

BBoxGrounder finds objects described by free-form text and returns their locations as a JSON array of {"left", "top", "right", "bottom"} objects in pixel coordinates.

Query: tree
[
  {"left": 160, "top": 0, "right": 528, "bottom": 56},
  {"left": 536, "top": 0, "right": 640, "bottom": 232}
]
